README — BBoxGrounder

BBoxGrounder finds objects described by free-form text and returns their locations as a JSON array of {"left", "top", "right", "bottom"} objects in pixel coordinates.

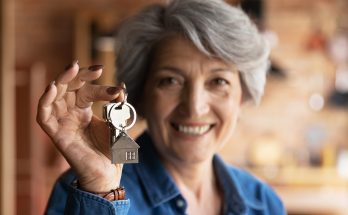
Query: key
[
  {"left": 103, "top": 101, "right": 139, "bottom": 164},
  {"left": 110, "top": 104, "right": 131, "bottom": 129}
]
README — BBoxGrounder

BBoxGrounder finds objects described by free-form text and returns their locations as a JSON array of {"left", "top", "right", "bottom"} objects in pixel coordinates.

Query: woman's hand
[{"left": 37, "top": 61, "right": 125, "bottom": 192}]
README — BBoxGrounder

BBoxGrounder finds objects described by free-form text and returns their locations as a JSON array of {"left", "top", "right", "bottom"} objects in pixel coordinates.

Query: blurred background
[{"left": 1, "top": 0, "right": 348, "bottom": 214}]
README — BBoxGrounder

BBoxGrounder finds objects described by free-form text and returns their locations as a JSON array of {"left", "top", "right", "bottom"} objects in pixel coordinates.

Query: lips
[{"left": 171, "top": 123, "right": 214, "bottom": 135}]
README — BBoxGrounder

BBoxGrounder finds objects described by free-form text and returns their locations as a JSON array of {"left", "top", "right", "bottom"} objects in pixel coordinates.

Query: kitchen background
[{"left": 1, "top": 0, "right": 348, "bottom": 214}]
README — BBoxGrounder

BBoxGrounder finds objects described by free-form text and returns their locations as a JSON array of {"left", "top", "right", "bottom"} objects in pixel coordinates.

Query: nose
[{"left": 179, "top": 83, "right": 210, "bottom": 118}]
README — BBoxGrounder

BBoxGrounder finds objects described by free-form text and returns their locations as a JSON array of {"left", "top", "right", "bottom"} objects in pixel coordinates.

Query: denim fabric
[{"left": 45, "top": 132, "right": 286, "bottom": 215}]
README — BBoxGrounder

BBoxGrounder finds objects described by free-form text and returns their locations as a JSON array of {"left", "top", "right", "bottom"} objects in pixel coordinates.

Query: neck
[
  {"left": 163, "top": 156, "right": 223, "bottom": 215},
  {"left": 163, "top": 156, "right": 217, "bottom": 197}
]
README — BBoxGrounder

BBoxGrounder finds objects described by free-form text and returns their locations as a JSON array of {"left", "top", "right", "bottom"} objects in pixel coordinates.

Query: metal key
[{"left": 103, "top": 101, "right": 139, "bottom": 164}]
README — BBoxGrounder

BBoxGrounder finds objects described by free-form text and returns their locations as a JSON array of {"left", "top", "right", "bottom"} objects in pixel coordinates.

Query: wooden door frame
[{"left": 0, "top": 0, "right": 15, "bottom": 214}]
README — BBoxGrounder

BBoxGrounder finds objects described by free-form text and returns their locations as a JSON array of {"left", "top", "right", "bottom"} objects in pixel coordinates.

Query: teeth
[{"left": 177, "top": 125, "right": 210, "bottom": 135}]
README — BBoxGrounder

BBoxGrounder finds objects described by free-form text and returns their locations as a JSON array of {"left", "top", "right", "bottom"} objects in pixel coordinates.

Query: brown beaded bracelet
[{"left": 73, "top": 180, "right": 126, "bottom": 201}]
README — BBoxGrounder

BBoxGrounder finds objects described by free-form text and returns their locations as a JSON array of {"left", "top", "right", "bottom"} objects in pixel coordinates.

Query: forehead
[
  {"left": 151, "top": 35, "right": 237, "bottom": 70},
  {"left": 154, "top": 35, "right": 203, "bottom": 59}
]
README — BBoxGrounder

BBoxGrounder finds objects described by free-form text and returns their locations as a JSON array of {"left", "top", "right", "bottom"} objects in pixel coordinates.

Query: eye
[
  {"left": 158, "top": 77, "right": 181, "bottom": 87},
  {"left": 211, "top": 78, "right": 229, "bottom": 86}
]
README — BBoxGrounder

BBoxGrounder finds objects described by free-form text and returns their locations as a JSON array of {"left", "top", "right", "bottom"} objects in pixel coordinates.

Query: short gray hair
[{"left": 116, "top": 0, "right": 270, "bottom": 108}]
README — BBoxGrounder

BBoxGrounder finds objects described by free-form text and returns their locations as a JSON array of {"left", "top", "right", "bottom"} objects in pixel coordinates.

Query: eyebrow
[
  {"left": 211, "top": 68, "right": 235, "bottom": 73},
  {"left": 156, "top": 66, "right": 235, "bottom": 74},
  {"left": 157, "top": 66, "right": 183, "bottom": 73}
]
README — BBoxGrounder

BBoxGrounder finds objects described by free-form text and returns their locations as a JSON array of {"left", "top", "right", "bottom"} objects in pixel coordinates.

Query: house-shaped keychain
[
  {"left": 111, "top": 131, "right": 140, "bottom": 164},
  {"left": 103, "top": 97, "right": 140, "bottom": 164}
]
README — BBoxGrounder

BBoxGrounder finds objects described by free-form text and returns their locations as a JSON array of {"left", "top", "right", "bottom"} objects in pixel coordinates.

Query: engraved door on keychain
[{"left": 103, "top": 97, "right": 139, "bottom": 164}]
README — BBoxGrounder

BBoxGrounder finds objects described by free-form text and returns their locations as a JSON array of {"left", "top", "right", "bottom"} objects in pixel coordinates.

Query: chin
[{"left": 170, "top": 146, "right": 215, "bottom": 164}]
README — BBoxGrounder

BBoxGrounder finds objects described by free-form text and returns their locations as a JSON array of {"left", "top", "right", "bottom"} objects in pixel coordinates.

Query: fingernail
[
  {"left": 120, "top": 82, "right": 126, "bottom": 89},
  {"left": 88, "top": 64, "right": 103, "bottom": 71},
  {"left": 45, "top": 81, "right": 55, "bottom": 93},
  {"left": 64, "top": 60, "right": 78, "bottom": 71},
  {"left": 107, "top": 87, "right": 121, "bottom": 95}
]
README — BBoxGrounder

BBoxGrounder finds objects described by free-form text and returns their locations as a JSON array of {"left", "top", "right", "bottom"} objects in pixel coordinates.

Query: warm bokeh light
[{"left": 1, "top": 0, "right": 348, "bottom": 214}]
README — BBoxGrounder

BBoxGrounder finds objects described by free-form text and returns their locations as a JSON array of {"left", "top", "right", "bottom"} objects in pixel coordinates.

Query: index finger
[
  {"left": 75, "top": 84, "right": 126, "bottom": 108},
  {"left": 55, "top": 60, "right": 79, "bottom": 101},
  {"left": 56, "top": 60, "right": 79, "bottom": 85}
]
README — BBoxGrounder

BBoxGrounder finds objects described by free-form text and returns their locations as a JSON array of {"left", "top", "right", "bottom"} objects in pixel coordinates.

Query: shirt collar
[
  {"left": 134, "top": 132, "right": 181, "bottom": 208},
  {"left": 213, "top": 155, "right": 247, "bottom": 214},
  {"left": 134, "top": 132, "right": 262, "bottom": 213},
  {"left": 214, "top": 155, "right": 265, "bottom": 213}
]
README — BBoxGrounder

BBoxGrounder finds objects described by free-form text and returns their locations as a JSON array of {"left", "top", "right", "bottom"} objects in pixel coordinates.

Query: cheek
[
  {"left": 219, "top": 102, "right": 240, "bottom": 126},
  {"left": 214, "top": 105, "right": 240, "bottom": 151},
  {"left": 144, "top": 89, "right": 177, "bottom": 124},
  {"left": 215, "top": 91, "right": 241, "bottom": 134}
]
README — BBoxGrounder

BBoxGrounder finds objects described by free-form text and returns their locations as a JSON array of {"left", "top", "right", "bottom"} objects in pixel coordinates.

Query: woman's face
[{"left": 143, "top": 36, "right": 242, "bottom": 164}]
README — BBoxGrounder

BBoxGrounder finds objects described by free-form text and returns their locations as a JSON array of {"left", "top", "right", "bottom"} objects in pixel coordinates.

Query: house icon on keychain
[
  {"left": 111, "top": 132, "right": 140, "bottom": 164},
  {"left": 104, "top": 100, "right": 140, "bottom": 164}
]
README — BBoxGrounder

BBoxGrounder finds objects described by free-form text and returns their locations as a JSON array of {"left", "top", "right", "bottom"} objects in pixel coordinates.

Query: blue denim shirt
[{"left": 46, "top": 132, "right": 286, "bottom": 215}]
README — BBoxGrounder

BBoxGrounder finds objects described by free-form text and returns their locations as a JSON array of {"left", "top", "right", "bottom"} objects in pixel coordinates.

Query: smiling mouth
[{"left": 171, "top": 123, "right": 214, "bottom": 135}]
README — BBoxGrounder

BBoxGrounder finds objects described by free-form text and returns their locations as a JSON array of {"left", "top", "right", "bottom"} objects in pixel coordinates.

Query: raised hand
[{"left": 37, "top": 61, "right": 125, "bottom": 192}]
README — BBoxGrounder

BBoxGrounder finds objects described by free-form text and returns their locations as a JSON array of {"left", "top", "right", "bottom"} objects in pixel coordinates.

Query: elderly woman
[{"left": 38, "top": 0, "right": 286, "bottom": 214}]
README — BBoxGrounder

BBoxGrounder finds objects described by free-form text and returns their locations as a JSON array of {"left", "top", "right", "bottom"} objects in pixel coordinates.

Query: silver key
[{"left": 103, "top": 101, "right": 139, "bottom": 164}]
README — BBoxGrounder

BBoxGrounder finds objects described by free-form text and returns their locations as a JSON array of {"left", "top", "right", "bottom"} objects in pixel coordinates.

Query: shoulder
[
  {"left": 220, "top": 160, "right": 286, "bottom": 214},
  {"left": 226, "top": 165, "right": 266, "bottom": 189},
  {"left": 227, "top": 165, "right": 276, "bottom": 197}
]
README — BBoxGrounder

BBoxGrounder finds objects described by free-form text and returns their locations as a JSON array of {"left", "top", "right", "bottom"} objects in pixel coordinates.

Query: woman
[{"left": 38, "top": 0, "right": 286, "bottom": 214}]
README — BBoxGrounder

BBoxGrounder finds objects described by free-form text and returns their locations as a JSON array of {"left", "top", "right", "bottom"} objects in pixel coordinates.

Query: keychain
[{"left": 103, "top": 88, "right": 139, "bottom": 164}]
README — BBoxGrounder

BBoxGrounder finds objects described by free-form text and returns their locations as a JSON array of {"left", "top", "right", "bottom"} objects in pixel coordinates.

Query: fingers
[
  {"left": 38, "top": 61, "right": 124, "bottom": 120},
  {"left": 117, "top": 82, "right": 127, "bottom": 102},
  {"left": 56, "top": 60, "right": 79, "bottom": 85},
  {"left": 55, "top": 60, "right": 79, "bottom": 100},
  {"left": 76, "top": 84, "right": 126, "bottom": 108},
  {"left": 37, "top": 81, "right": 59, "bottom": 134},
  {"left": 67, "top": 65, "right": 103, "bottom": 91}
]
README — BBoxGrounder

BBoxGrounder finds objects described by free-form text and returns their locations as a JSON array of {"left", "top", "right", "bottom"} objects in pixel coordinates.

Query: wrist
[
  {"left": 77, "top": 177, "right": 120, "bottom": 193},
  {"left": 73, "top": 180, "right": 125, "bottom": 201}
]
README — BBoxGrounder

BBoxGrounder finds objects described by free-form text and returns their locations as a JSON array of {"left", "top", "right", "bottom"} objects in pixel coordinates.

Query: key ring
[{"left": 107, "top": 102, "right": 137, "bottom": 131}]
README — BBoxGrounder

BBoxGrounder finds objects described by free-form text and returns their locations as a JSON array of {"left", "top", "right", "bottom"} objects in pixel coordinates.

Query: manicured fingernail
[
  {"left": 64, "top": 60, "right": 78, "bottom": 71},
  {"left": 45, "top": 81, "right": 55, "bottom": 93},
  {"left": 88, "top": 64, "right": 103, "bottom": 71},
  {"left": 107, "top": 87, "right": 121, "bottom": 95}
]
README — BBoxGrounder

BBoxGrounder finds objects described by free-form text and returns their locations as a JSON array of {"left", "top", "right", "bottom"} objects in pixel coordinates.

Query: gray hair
[{"left": 116, "top": 0, "right": 270, "bottom": 108}]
